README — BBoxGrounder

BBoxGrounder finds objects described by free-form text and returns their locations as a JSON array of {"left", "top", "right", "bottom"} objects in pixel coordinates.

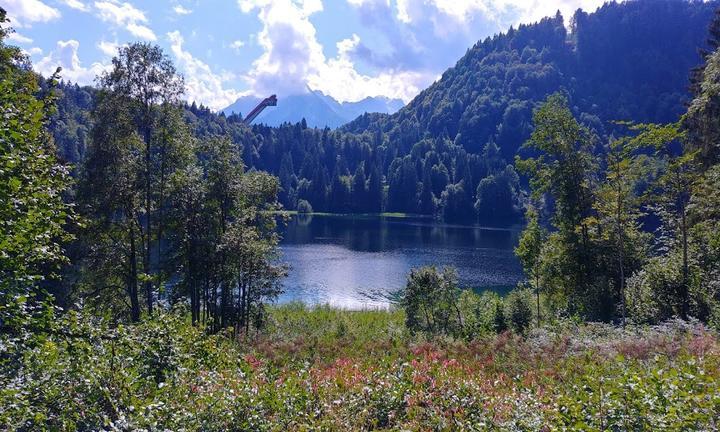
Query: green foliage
[
  {"left": 507, "top": 289, "right": 533, "bottom": 335},
  {"left": 402, "top": 266, "right": 463, "bottom": 336},
  {"left": 686, "top": 47, "right": 720, "bottom": 167},
  {"left": 78, "top": 42, "right": 189, "bottom": 320},
  {"left": 515, "top": 206, "right": 546, "bottom": 325},
  {"left": 456, "top": 289, "right": 502, "bottom": 337},
  {"left": 492, "top": 300, "right": 508, "bottom": 334},
  {"left": 474, "top": 165, "right": 523, "bottom": 225},
  {"left": 4, "top": 305, "right": 719, "bottom": 431},
  {"left": 0, "top": 13, "right": 73, "bottom": 293},
  {"left": 72, "top": 43, "right": 285, "bottom": 329},
  {"left": 517, "top": 93, "right": 605, "bottom": 319}
]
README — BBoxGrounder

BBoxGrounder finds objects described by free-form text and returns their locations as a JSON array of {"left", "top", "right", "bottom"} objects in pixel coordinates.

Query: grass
[{"left": 3, "top": 303, "right": 720, "bottom": 431}]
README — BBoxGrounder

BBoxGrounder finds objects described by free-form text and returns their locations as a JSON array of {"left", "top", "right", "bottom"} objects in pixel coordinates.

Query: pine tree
[
  {"left": 351, "top": 164, "right": 367, "bottom": 212},
  {"left": 367, "top": 166, "right": 383, "bottom": 213}
]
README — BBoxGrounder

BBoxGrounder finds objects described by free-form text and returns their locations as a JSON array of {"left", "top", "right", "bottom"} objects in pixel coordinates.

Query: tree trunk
[
  {"left": 129, "top": 225, "right": 141, "bottom": 322},
  {"left": 617, "top": 192, "right": 626, "bottom": 327},
  {"left": 536, "top": 272, "right": 541, "bottom": 328},
  {"left": 143, "top": 117, "right": 154, "bottom": 316},
  {"left": 156, "top": 133, "right": 167, "bottom": 302},
  {"left": 681, "top": 209, "right": 689, "bottom": 319},
  {"left": 188, "top": 240, "right": 197, "bottom": 326},
  {"left": 203, "top": 276, "right": 210, "bottom": 326}
]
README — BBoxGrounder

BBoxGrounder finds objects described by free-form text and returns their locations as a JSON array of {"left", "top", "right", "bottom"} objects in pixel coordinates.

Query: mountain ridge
[
  {"left": 222, "top": 90, "right": 403, "bottom": 128},
  {"left": 50, "top": 0, "right": 719, "bottom": 223}
]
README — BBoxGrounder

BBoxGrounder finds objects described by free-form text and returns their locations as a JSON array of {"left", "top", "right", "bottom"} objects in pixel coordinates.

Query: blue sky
[{"left": 5, "top": 0, "right": 606, "bottom": 110}]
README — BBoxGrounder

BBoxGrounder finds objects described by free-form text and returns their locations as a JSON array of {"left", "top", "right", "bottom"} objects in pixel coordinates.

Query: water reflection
[{"left": 277, "top": 214, "right": 523, "bottom": 309}]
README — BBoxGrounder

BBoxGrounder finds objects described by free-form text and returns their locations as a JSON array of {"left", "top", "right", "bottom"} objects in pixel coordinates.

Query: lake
[{"left": 276, "top": 214, "right": 524, "bottom": 308}]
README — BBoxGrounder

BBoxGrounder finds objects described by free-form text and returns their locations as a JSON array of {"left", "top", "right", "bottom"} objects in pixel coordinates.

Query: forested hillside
[{"left": 50, "top": 0, "right": 718, "bottom": 225}]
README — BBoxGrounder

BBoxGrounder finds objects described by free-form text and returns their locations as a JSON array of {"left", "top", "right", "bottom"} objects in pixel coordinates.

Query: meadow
[{"left": 4, "top": 303, "right": 719, "bottom": 431}]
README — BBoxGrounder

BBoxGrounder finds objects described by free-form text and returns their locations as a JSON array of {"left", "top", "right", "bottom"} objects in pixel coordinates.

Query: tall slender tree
[
  {"left": 516, "top": 93, "right": 599, "bottom": 317},
  {"left": 99, "top": 43, "right": 184, "bottom": 315},
  {"left": 593, "top": 134, "right": 651, "bottom": 325},
  {"left": 80, "top": 43, "right": 186, "bottom": 320},
  {"left": 515, "top": 207, "right": 546, "bottom": 327}
]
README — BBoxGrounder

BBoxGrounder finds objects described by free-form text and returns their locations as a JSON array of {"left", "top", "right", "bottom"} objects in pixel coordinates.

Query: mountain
[
  {"left": 222, "top": 90, "right": 403, "bottom": 128},
  {"left": 343, "top": 1, "right": 717, "bottom": 157},
  {"left": 51, "top": 0, "right": 719, "bottom": 223}
]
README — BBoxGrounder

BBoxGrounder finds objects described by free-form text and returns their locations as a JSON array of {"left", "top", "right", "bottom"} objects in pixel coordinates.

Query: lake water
[{"left": 276, "top": 214, "right": 524, "bottom": 308}]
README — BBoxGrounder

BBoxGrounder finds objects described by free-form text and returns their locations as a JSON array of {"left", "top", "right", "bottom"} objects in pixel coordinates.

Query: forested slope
[{"left": 51, "top": 0, "right": 718, "bottom": 224}]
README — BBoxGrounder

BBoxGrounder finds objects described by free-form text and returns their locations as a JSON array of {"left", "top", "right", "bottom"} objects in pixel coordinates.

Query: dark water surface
[{"left": 277, "top": 214, "right": 523, "bottom": 308}]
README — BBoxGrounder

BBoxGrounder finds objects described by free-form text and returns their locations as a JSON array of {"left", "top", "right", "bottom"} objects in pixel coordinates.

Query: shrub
[
  {"left": 402, "top": 266, "right": 463, "bottom": 336},
  {"left": 297, "top": 199, "right": 313, "bottom": 213},
  {"left": 493, "top": 300, "right": 508, "bottom": 333},
  {"left": 508, "top": 290, "right": 533, "bottom": 335},
  {"left": 458, "top": 289, "right": 500, "bottom": 337}
]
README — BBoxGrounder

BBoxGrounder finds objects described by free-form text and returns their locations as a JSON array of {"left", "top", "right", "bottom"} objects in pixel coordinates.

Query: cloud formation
[
  {"left": 61, "top": 0, "right": 90, "bottom": 12},
  {"left": 97, "top": 40, "right": 123, "bottom": 57},
  {"left": 94, "top": 1, "right": 157, "bottom": 40},
  {"left": 35, "top": 39, "right": 109, "bottom": 84},
  {"left": 173, "top": 5, "right": 192, "bottom": 15},
  {"left": 340, "top": 0, "right": 606, "bottom": 101},
  {"left": 235, "top": 0, "right": 605, "bottom": 103},
  {"left": 167, "top": 31, "right": 246, "bottom": 110},
  {"left": 23, "top": 47, "right": 43, "bottom": 56},
  {"left": 239, "top": 0, "right": 429, "bottom": 102},
  {"left": 8, "top": 32, "right": 33, "bottom": 44},
  {"left": 4, "top": 0, "right": 61, "bottom": 27},
  {"left": 15, "top": 0, "right": 610, "bottom": 108}
]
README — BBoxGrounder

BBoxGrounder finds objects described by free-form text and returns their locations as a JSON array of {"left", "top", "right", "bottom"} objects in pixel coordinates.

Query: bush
[
  {"left": 402, "top": 266, "right": 463, "bottom": 336},
  {"left": 493, "top": 300, "right": 508, "bottom": 333},
  {"left": 297, "top": 199, "right": 313, "bottom": 213},
  {"left": 508, "top": 290, "right": 533, "bottom": 335},
  {"left": 457, "top": 290, "right": 500, "bottom": 337}
]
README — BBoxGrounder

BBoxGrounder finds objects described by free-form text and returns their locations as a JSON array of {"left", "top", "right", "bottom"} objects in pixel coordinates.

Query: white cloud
[
  {"left": 229, "top": 40, "right": 245, "bottom": 52},
  {"left": 35, "top": 39, "right": 110, "bottom": 84},
  {"left": 239, "top": 0, "right": 326, "bottom": 97},
  {"left": 173, "top": 5, "right": 192, "bottom": 15},
  {"left": 3, "top": 0, "right": 61, "bottom": 27},
  {"left": 310, "top": 34, "right": 430, "bottom": 102},
  {"left": 240, "top": 0, "right": 423, "bottom": 102},
  {"left": 126, "top": 22, "right": 157, "bottom": 40},
  {"left": 61, "top": 0, "right": 90, "bottom": 11},
  {"left": 239, "top": 0, "right": 322, "bottom": 15},
  {"left": 346, "top": 0, "right": 389, "bottom": 6},
  {"left": 7, "top": 32, "right": 33, "bottom": 44},
  {"left": 22, "top": 47, "right": 43, "bottom": 56},
  {"left": 94, "top": 1, "right": 156, "bottom": 40},
  {"left": 167, "top": 31, "right": 246, "bottom": 110},
  {"left": 97, "top": 40, "right": 123, "bottom": 56},
  {"left": 487, "top": 0, "right": 606, "bottom": 26}
]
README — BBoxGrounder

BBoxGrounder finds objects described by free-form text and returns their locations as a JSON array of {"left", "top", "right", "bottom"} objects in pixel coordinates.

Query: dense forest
[
  {"left": 50, "top": 0, "right": 718, "bottom": 225},
  {"left": 4, "top": 1, "right": 720, "bottom": 429}
]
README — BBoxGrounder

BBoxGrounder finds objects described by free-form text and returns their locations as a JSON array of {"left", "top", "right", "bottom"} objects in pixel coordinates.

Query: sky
[{"left": 4, "top": 0, "right": 607, "bottom": 110}]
